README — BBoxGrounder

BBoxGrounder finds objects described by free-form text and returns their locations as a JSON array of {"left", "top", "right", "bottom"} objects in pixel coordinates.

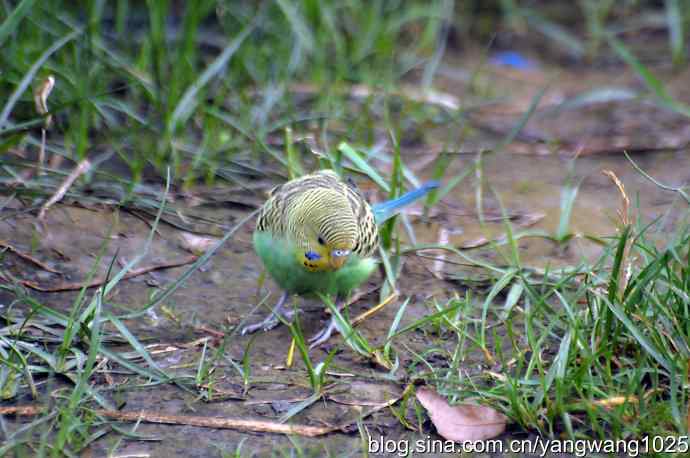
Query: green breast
[{"left": 253, "top": 231, "right": 376, "bottom": 297}]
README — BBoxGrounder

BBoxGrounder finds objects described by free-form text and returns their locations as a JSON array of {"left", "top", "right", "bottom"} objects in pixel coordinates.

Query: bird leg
[
  {"left": 241, "top": 291, "right": 293, "bottom": 335},
  {"left": 308, "top": 296, "right": 346, "bottom": 349}
]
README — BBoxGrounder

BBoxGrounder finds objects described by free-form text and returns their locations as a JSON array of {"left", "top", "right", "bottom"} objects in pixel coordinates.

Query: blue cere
[{"left": 305, "top": 251, "right": 321, "bottom": 260}]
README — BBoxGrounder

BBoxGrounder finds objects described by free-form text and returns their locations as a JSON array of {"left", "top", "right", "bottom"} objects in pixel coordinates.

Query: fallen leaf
[{"left": 416, "top": 386, "right": 507, "bottom": 441}]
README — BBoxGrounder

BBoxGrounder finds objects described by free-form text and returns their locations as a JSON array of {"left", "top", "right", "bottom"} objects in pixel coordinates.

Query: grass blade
[
  {"left": 0, "top": 29, "right": 80, "bottom": 128},
  {"left": 168, "top": 21, "right": 255, "bottom": 131},
  {"left": 665, "top": 0, "right": 684, "bottom": 66},
  {"left": 338, "top": 142, "right": 390, "bottom": 192},
  {"left": 275, "top": 0, "right": 315, "bottom": 53},
  {"left": 0, "top": 0, "right": 37, "bottom": 46},
  {"left": 602, "top": 296, "right": 673, "bottom": 372},
  {"left": 496, "top": 85, "right": 548, "bottom": 152},
  {"left": 608, "top": 34, "right": 690, "bottom": 117}
]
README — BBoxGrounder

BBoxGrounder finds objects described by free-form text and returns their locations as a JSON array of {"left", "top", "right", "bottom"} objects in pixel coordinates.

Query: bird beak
[{"left": 330, "top": 255, "right": 347, "bottom": 270}]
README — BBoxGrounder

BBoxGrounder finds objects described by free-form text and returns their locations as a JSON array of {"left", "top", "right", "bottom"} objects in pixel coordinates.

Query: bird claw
[
  {"left": 240, "top": 317, "right": 279, "bottom": 335},
  {"left": 308, "top": 317, "right": 337, "bottom": 349},
  {"left": 241, "top": 308, "right": 296, "bottom": 335},
  {"left": 240, "top": 292, "right": 294, "bottom": 335}
]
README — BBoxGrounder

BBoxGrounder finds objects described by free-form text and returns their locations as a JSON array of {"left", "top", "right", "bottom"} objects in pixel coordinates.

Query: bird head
[{"left": 293, "top": 189, "right": 357, "bottom": 272}]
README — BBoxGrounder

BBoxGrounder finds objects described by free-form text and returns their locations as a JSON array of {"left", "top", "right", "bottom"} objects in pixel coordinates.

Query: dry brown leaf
[{"left": 416, "top": 387, "right": 507, "bottom": 441}]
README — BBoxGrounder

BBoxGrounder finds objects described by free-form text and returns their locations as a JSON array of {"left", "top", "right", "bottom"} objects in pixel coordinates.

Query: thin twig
[
  {"left": 351, "top": 292, "right": 398, "bottom": 326},
  {"left": 194, "top": 325, "right": 225, "bottom": 338},
  {"left": 0, "top": 405, "right": 331, "bottom": 436},
  {"left": 0, "top": 395, "right": 402, "bottom": 437},
  {"left": 0, "top": 240, "right": 61, "bottom": 274},
  {"left": 38, "top": 158, "right": 92, "bottom": 220},
  {"left": 0, "top": 405, "right": 42, "bottom": 416},
  {"left": 19, "top": 255, "right": 198, "bottom": 292}
]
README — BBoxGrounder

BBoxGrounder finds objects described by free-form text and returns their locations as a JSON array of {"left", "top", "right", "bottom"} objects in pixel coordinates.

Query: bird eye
[
  {"left": 317, "top": 236, "right": 325, "bottom": 245},
  {"left": 332, "top": 249, "right": 351, "bottom": 257}
]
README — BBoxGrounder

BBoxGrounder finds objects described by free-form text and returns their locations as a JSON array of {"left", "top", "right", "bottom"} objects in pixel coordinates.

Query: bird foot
[
  {"left": 308, "top": 317, "right": 338, "bottom": 349},
  {"left": 241, "top": 309, "right": 295, "bottom": 335},
  {"left": 241, "top": 317, "right": 278, "bottom": 335},
  {"left": 240, "top": 291, "right": 294, "bottom": 335}
]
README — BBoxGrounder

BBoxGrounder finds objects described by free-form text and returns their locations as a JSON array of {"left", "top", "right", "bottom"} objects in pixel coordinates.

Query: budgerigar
[{"left": 242, "top": 169, "right": 438, "bottom": 347}]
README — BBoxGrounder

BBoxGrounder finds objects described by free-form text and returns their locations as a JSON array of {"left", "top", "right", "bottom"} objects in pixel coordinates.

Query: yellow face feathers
[
  {"left": 298, "top": 238, "right": 352, "bottom": 272},
  {"left": 255, "top": 169, "right": 380, "bottom": 273}
]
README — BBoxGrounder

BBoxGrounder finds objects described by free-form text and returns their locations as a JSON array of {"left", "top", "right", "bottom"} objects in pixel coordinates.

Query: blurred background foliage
[{"left": 1, "top": 0, "right": 688, "bottom": 186}]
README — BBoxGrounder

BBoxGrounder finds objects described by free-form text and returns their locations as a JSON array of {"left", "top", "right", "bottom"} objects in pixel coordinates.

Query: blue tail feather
[{"left": 372, "top": 181, "right": 440, "bottom": 225}]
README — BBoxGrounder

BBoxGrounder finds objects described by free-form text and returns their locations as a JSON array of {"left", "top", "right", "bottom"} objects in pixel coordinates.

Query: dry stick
[
  {"left": 38, "top": 158, "right": 91, "bottom": 220},
  {"left": 194, "top": 325, "right": 225, "bottom": 338},
  {"left": 0, "top": 405, "right": 330, "bottom": 436},
  {"left": 0, "top": 405, "right": 41, "bottom": 416},
  {"left": 0, "top": 395, "right": 401, "bottom": 437},
  {"left": 0, "top": 239, "right": 62, "bottom": 274},
  {"left": 351, "top": 292, "right": 398, "bottom": 327},
  {"left": 97, "top": 410, "right": 332, "bottom": 436},
  {"left": 20, "top": 255, "right": 198, "bottom": 292}
]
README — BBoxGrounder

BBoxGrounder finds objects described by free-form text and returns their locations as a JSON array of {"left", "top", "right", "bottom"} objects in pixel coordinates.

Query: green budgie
[{"left": 242, "top": 169, "right": 439, "bottom": 347}]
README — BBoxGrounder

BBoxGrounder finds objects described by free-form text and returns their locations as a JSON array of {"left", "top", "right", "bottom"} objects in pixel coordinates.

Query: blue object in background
[{"left": 490, "top": 51, "right": 536, "bottom": 70}]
